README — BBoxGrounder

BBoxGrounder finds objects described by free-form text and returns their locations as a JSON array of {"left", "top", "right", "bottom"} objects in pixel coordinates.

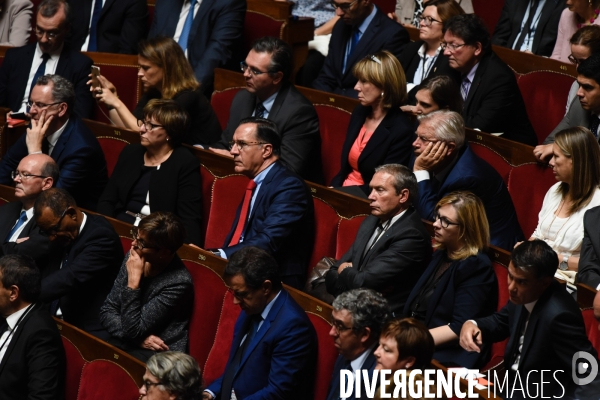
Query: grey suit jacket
[
  {"left": 544, "top": 95, "right": 591, "bottom": 144},
  {"left": 0, "top": 0, "right": 32, "bottom": 47}
]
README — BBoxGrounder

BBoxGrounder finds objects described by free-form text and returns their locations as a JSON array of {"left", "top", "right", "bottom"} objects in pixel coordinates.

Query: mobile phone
[
  {"left": 9, "top": 112, "right": 29, "bottom": 120},
  {"left": 91, "top": 65, "right": 101, "bottom": 89}
]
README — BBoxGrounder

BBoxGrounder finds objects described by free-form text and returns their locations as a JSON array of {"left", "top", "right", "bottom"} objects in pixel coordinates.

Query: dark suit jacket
[
  {"left": 213, "top": 82, "right": 323, "bottom": 183},
  {"left": 476, "top": 281, "right": 598, "bottom": 397},
  {"left": 97, "top": 144, "right": 203, "bottom": 245},
  {"left": 313, "top": 6, "right": 409, "bottom": 98},
  {"left": 577, "top": 206, "right": 600, "bottom": 289},
  {"left": 462, "top": 51, "right": 537, "bottom": 146},
  {"left": 492, "top": 0, "right": 566, "bottom": 57},
  {"left": 0, "top": 43, "right": 94, "bottom": 118},
  {"left": 68, "top": 0, "right": 148, "bottom": 54},
  {"left": 544, "top": 94, "right": 590, "bottom": 144},
  {"left": 330, "top": 105, "right": 416, "bottom": 194},
  {"left": 206, "top": 290, "right": 317, "bottom": 399},
  {"left": 148, "top": 0, "right": 245, "bottom": 95},
  {"left": 223, "top": 161, "right": 314, "bottom": 281},
  {"left": 416, "top": 145, "right": 525, "bottom": 250},
  {"left": 0, "top": 303, "right": 65, "bottom": 399},
  {"left": 397, "top": 41, "right": 460, "bottom": 85},
  {"left": 403, "top": 250, "right": 498, "bottom": 368},
  {"left": 0, "top": 201, "right": 57, "bottom": 270},
  {"left": 0, "top": 116, "right": 108, "bottom": 211},
  {"left": 39, "top": 213, "right": 123, "bottom": 341},
  {"left": 326, "top": 350, "right": 377, "bottom": 400},
  {"left": 325, "top": 209, "right": 432, "bottom": 315}
]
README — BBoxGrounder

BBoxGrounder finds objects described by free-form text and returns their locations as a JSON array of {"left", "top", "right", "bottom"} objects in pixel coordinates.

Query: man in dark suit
[
  {"left": 148, "top": 0, "right": 245, "bottom": 96},
  {"left": 327, "top": 288, "right": 390, "bottom": 400},
  {"left": 212, "top": 118, "right": 314, "bottom": 289},
  {"left": 312, "top": 0, "right": 409, "bottom": 98},
  {"left": 0, "top": 254, "right": 65, "bottom": 400},
  {"left": 34, "top": 188, "right": 123, "bottom": 341},
  {"left": 460, "top": 240, "right": 599, "bottom": 398},
  {"left": 0, "top": 154, "right": 59, "bottom": 270},
  {"left": 0, "top": 0, "right": 94, "bottom": 118},
  {"left": 326, "top": 164, "right": 431, "bottom": 315},
  {"left": 577, "top": 207, "right": 600, "bottom": 290},
  {"left": 492, "top": 0, "right": 565, "bottom": 57},
  {"left": 204, "top": 247, "right": 317, "bottom": 400},
  {"left": 68, "top": 0, "right": 148, "bottom": 54},
  {"left": 443, "top": 14, "right": 537, "bottom": 146},
  {"left": 210, "top": 37, "right": 323, "bottom": 183},
  {"left": 0, "top": 74, "right": 108, "bottom": 211},
  {"left": 412, "top": 110, "right": 524, "bottom": 250}
]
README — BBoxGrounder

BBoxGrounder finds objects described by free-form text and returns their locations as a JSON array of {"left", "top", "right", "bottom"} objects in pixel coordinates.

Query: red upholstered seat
[
  {"left": 309, "top": 197, "right": 341, "bottom": 270},
  {"left": 336, "top": 216, "right": 367, "bottom": 259},
  {"left": 203, "top": 291, "right": 242, "bottom": 386},
  {"left": 371, "top": 0, "right": 395, "bottom": 14},
  {"left": 200, "top": 165, "right": 217, "bottom": 242},
  {"left": 582, "top": 308, "right": 600, "bottom": 354},
  {"left": 90, "top": 63, "right": 140, "bottom": 124},
  {"left": 472, "top": 0, "right": 504, "bottom": 34},
  {"left": 77, "top": 360, "right": 140, "bottom": 400},
  {"left": 307, "top": 313, "right": 338, "bottom": 400},
  {"left": 315, "top": 104, "right": 352, "bottom": 184},
  {"left": 518, "top": 71, "right": 574, "bottom": 145},
  {"left": 507, "top": 163, "right": 556, "bottom": 237},
  {"left": 61, "top": 337, "right": 86, "bottom": 400},
  {"left": 211, "top": 87, "right": 244, "bottom": 130},
  {"left": 244, "top": 11, "right": 285, "bottom": 54},
  {"left": 96, "top": 137, "right": 129, "bottom": 177},
  {"left": 482, "top": 262, "right": 510, "bottom": 371},
  {"left": 469, "top": 143, "right": 512, "bottom": 185}
]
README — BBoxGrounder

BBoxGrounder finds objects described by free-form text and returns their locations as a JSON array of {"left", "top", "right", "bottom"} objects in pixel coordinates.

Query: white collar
[
  {"left": 350, "top": 343, "right": 377, "bottom": 371},
  {"left": 5, "top": 303, "right": 33, "bottom": 331},
  {"left": 46, "top": 118, "right": 69, "bottom": 148}
]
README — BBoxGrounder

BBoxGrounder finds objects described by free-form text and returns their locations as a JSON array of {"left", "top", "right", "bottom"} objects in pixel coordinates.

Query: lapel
[
  {"left": 327, "top": 356, "right": 346, "bottom": 400},
  {"left": 532, "top": 0, "right": 556, "bottom": 51},
  {"left": 423, "top": 258, "right": 458, "bottom": 325},
  {"left": 352, "top": 216, "right": 379, "bottom": 267},
  {"left": 358, "top": 209, "right": 414, "bottom": 268},
  {"left": 0, "top": 303, "right": 36, "bottom": 375},
  {"left": 344, "top": 11, "right": 382, "bottom": 79},
  {"left": 357, "top": 109, "right": 395, "bottom": 162},
  {"left": 335, "top": 24, "right": 353, "bottom": 75},
  {"left": 188, "top": 0, "right": 212, "bottom": 46},
  {"left": 463, "top": 54, "right": 490, "bottom": 111},
  {"left": 403, "top": 250, "right": 443, "bottom": 315},
  {"left": 245, "top": 161, "right": 280, "bottom": 233},
  {"left": 50, "top": 119, "right": 74, "bottom": 162},
  {"left": 506, "top": 305, "right": 527, "bottom": 364},
  {"left": 0, "top": 202, "right": 22, "bottom": 240},
  {"left": 55, "top": 46, "right": 72, "bottom": 78},
  {"left": 267, "top": 83, "right": 290, "bottom": 122},
  {"left": 99, "top": 0, "right": 117, "bottom": 20}
]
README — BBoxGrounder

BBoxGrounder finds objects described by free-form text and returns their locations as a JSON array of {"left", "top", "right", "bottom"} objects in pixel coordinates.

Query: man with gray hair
[
  {"left": 326, "top": 288, "right": 390, "bottom": 400},
  {"left": 412, "top": 110, "right": 523, "bottom": 250},
  {"left": 0, "top": 74, "right": 107, "bottom": 210},
  {"left": 325, "top": 164, "right": 431, "bottom": 315}
]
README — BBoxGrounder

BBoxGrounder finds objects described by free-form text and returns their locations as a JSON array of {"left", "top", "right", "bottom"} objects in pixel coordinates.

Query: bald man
[{"left": 0, "top": 153, "right": 59, "bottom": 269}]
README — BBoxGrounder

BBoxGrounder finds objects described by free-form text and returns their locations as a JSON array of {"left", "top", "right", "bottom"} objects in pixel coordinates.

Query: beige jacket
[
  {"left": 0, "top": 0, "right": 32, "bottom": 47},
  {"left": 395, "top": 0, "right": 474, "bottom": 26}
]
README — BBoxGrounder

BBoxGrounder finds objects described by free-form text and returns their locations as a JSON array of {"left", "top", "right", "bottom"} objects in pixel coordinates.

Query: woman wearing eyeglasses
[
  {"left": 403, "top": 191, "right": 497, "bottom": 369},
  {"left": 91, "top": 36, "right": 221, "bottom": 146},
  {"left": 393, "top": 0, "right": 472, "bottom": 27},
  {"left": 551, "top": 0, "right": 600, "bottom": 62},
  {"left": 97, "top": 99, "right": 203, "bottom": 246},
  {"left": 100, "top": 212, "right": 193, "bottom": 363},
  {"left": 330, "top": 50, "right": 414, "bottom": 197},
  {"left": 140, "top": 352, "right": 203, "bottom": 400}
]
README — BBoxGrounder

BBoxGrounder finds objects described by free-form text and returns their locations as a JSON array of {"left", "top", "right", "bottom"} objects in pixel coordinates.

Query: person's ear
[
  {"left": 262, "top": 279, "right": 273, "bottom": 295},
  {"left": 400, "top": 356, "right": 417, "bottom": 369},
  {"left": 8, "top": 285, "right": 19, "bottom": 302},
  {"left": 359, "top": 326, "right": 372, "bottom": 343},
  {"left": 57, "top": 102, "right": 68, "bottom": 118},
  {"left": 42, "top": 177, "right": 54, "bottom": 190},
  {"left": 271, "top": 71, "right": 284, "bottom": 86},
  {"left": 445, "top": 142, "right": 457, "bottom": 157},
  {"left": 262, "top": 143, "right": 274, "bottom": 159},
  {"left": 398, "top": 188, "right": 410, "bottom": 205},
  {"left": 473, "top": 42, "right": 483, "bottom": 57}
]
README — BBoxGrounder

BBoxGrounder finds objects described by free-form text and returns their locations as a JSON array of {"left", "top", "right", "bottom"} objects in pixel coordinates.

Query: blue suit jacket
[
  {"left": 326, "top": 350, "right": 377, "bottom": 400},
  {"left": 148, "top": 0, "right": 246, "bottom": 95},
  {"left": 312, "top": 6, "right": 409, "bottom": 98},
  {"left": 0, "top": 43, "right": 94, "bottom": 118},
  {"left": 403, "top": 250, "right": 497, "bottom": 368},
  {"left": 207, "top": 290, "right": 317, "bottom": 399},
  {"left": 223, "top": 161, "right": 314, "bottom": 281},
  {"left": 416, "top": 144, "right": 524, "bottom": 250},
  {"left": 0, "top": 116, "right": 108, "bottom": 211}
]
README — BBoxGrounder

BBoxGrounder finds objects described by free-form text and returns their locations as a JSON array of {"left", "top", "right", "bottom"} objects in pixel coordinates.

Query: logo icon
[{"left": 572, "top": 351, "right": 598, "bottom": 386}]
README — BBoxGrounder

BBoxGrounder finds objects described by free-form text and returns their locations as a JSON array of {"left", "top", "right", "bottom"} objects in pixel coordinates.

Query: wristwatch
[{"left": 559, "top": 255, "right": 569, "bottom": 271}]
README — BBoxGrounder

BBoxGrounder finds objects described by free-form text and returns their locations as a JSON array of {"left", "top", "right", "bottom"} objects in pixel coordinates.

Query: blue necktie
[
  {"left": 87, "top": 0, "right": 103, "bottom": 52},
  {"left": 344, "top": 29, "right": 360, "bottom": 73},
  {"left": 178, "top": 0, "right": 197, "bottom": 52},
  {"left": 30, "top": 53, "right": 50, "bottom": 98},
  {"left": 5, "top": 211, "right": 27, "bottom": 241}
]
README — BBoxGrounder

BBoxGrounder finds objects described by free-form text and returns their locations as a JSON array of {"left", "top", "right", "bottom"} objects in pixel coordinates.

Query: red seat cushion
[
  {"left": 371, "top": 0, "right": 395, "bottom": 14},
  {"left": 210, "top": 87, "right": 244, "bottom": 130},
  {"left": 61, "top": 337, "right": 86, "bottom": 400},
  {"left": 336, "top": 216, "right": 368, "bottom": 259},
  {"left": 77, "top": 360, "right": 140, "bottom": 400},
  {"left": 307, "top": 313, "right": 338, "bottom": 400},
  {"left": 469, "top": 143, "right": 512, "bottom": 186},
  {"left": 472, "top": 0, "right": 504, "bottom": 34},
  {"left": 244, "top": 12, "right": 285, "bottom": 53},
  {"left": 309, "top": 198, "right": 340, "bottom": 271},
  {"left": 582, "top": 308, "right": 600, "bottom": 355},
  {"left": 119, "top": 236, "right": 133, "bottom": 256},
  {"left": 315, "top": 105, "right": 352, "bottom": 185},
  {"left": 96, "top": 137, "right": 129, "bottom": 177},
  {"left": 200, "top": 165, "right": 217, "bottom": 245}
]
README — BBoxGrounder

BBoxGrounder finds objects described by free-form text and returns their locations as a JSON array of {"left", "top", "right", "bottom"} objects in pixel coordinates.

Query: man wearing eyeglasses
[
  {"left": 33, "top": 187, "right": 123, "bottom": 341},
  {"left": 0, "top": 0, "right": 94, "bottom": 118},
  {"left": 312, "top": 0, "right": 409, "bottom": 98}
]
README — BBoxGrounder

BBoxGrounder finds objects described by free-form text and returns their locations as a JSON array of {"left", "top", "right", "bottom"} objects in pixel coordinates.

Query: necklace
[
  {"left": 577, "top": 9, "right": 600, "bottom": 28},
  {"left": 542, "top": 199, "right": 572, "bottom": 242},
  {"left": 144, "top": 148, "right": 173, "bottom": 167}
]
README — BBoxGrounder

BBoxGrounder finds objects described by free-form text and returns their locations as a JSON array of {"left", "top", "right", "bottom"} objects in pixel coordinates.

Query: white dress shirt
[
  {"left": 0, "top": 304, "right": 34, "bottom": 363},
  {"left": 174, "top": 0, "right": 202, "bottom": 56},
  {"left": 19, "top": 44, "right": 62, "bottom": 112},
  {"left": 7, "top": 207, "right": 34, "bottom": 242}
]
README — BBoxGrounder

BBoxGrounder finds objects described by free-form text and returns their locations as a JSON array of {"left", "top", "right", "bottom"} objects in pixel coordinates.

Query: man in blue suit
[
  {"left": 326, "top": 288, "right": 390, "bottom": 400},
  {"left": 0, "top": 75, "right": 108, "bottom": 211},
  {"left": 148, "top": 0, "right": 246, "bottom": 96},
  {"left": 204, "top": 246, "right": 317, "bottom": 400},
  {"left": 212, "top": 117, "right": 314, "bottom": 289},
  {"left": 412, "top": 110, "right": 524, "bottom": 250}
]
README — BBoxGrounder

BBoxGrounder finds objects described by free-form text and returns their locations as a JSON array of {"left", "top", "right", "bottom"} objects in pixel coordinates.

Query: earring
[
  {"left": 166, "top": 138, "right": 170, "bottom": 141},
  {"left": 381, "top": 92, "right": 384, "bottom": 97}
]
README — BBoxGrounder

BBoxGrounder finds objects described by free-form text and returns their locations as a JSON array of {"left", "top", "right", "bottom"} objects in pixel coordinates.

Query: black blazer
[
  {"left": 330, "top": 105, "right": 416, "bottom": 194},
  {"left": 97, "top": 144, "right": 203, "bottom": 246},
  {"left": 0, "top": 303, "right": 65, "bottom": 400},
  {"left": 312, "top": 6, "right": 409, "bottom": 98},
  {"left": 68, "top": 0, "right": 148, "bottom": 54},
  {"left": 39, "top": 213, "right": 123, "bottom": 341},
  {"left": 326, "top": 350, "right": 377, "bottom": 400},
  {"left": 578, "top": 206, "right": 600, "bottom": 289},
  {"left": 492, "top": 0, "right": 566, "bottom": 57},
  {"left": 398, "top": 41, "right": 460, "bottom": 85},
  {"left": 325, "top": 209, "right": 432, "bottom": 315},
  {"left": 0, "top": 43, "right": 94, "bottom": 118},
  {"left": 462, "top": 51, "right": 537, "bottom": 146}
]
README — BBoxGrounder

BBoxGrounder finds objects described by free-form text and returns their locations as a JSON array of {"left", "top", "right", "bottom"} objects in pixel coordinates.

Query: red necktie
[{"left": 229, "top": 180, "right": 257, "bottom": 246}]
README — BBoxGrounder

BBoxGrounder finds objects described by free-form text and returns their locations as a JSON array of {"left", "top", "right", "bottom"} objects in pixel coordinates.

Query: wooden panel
[
  {"left": 0, "top": 183, "right": 16, "bottom": 203},
  {"left": 466, "top": 128, "right": 537, "bottom": 167},
  {"left": 577, "top": 282, "right": 598, "bottom": 309},
  {"left": 83, "top": 118, "right": 141, "bottom": 145},
  {"left": 308, "top": 182, "right": 370, "bottom": 219},
  {"left": 493, "top": 45, "right": 577, "bottom": 77}
]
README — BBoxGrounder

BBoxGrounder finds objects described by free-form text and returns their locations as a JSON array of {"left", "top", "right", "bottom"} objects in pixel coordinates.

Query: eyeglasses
[
  {"left": 330, "top": 0, "right": 358, "bottom": 12},
  {"left": 142, "top": 380, "right": 162, "bottom": 392},
  {"left": 137, "top": 119, "right": 163, "bottom": 131},
  {"left": 132, "top": 227, "right": 159, "bottom": 251},
  {"left": 414, "top": 133, "right": 437, "bottom": 144},
  {"left": 11, "top": 170, "right": 48, "bottom": 180},
  {"left": 441, "top": 42, "right": 467, "bottom": 52},
  {"left": 34, "top": 27, "right": 61, "bottom": 40},
  {"left": 568, "top": 54, "right": 586, "bottom": 65},
  {"left": 39, "top": 207, "right": 70, "bottom": 237},
  {"left": 240, "top": 61, "right": 272, "bottom": 76},
  {"left": 433, "top": 212, "right": 460, "bottom": 229},
  {"left": 229, "top": 288, "right": 252, "bottom": 300},
  {"left": 418, "top": 15, "right": 442, "bottom": 27},
  {"left": 331, "top": 319, "right": 353, "bottom": 334},
  {"left": 228, "top": 140, "right": 267, "bottom": 151},
  {"left": 26, "top": 101, "right": 62, "bottom": 110}
]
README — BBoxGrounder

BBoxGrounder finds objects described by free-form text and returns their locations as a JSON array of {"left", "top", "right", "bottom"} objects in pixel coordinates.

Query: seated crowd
[{"left": 2, "top": 0, "right": 600, "bottom": 399}]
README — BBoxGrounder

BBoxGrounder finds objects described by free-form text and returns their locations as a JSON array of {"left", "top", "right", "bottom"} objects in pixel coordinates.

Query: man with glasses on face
[
  {"left": 209, "top": 36, "right": 323, "bottom": 183},
  {"left": 312, "top": 0, "right": 408, "bottom": 98},
  {"left": 0, "top": 74, "right": 107, "bottom": 211},
  {"left": 442, "top": 14, "right": 537, "bottom": 145},
  {"left": 0, "top": 0, "right": 94, "bottom": 118},
  {"left": 33, "top": 187, "right": 122, "bottom": 340}
]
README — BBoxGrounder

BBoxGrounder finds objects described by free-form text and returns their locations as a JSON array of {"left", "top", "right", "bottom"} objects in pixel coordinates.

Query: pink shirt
[
  {"left": 551, "top": 8, "right": 600, "bottom": 62},
  {"left": 343, "top": 126, "right": 374, "bottom": 186}
]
